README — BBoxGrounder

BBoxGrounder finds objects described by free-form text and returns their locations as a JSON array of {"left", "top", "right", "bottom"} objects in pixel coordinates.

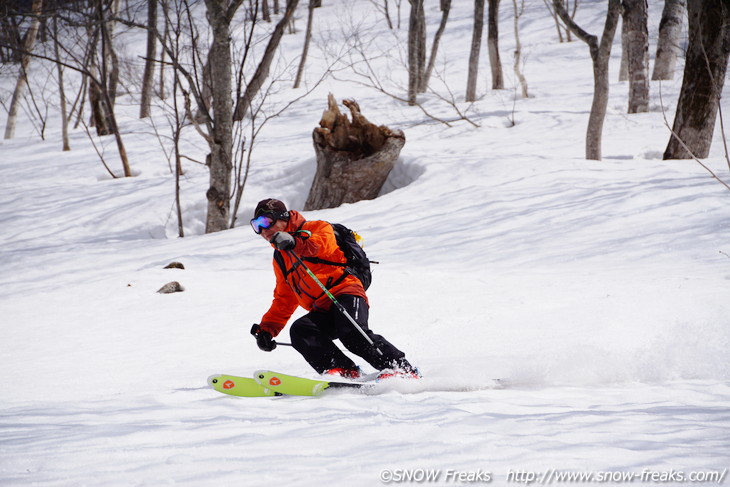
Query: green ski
[
  {"left": 208, "top": 374, "right": 279, "bottom": 397},
  {"left": 254, "top": 369, "right": 364, "bottom": 396}
]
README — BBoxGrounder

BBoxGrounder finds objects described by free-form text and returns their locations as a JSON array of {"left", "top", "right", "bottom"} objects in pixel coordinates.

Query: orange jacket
[{"left": 259, "top": 211, "right": 367, "bottom": 336}]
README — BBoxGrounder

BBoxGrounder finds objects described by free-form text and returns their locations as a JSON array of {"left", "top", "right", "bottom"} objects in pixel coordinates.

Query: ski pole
[{"left": 287, "top": 250, "right": 384, "bottom": 356}]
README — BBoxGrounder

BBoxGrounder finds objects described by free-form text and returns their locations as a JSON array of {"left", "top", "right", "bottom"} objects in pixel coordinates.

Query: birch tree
[
  {"left": 52, "top": 12, "right": 70, "bottom": 151},
  {"left": 652, "top": 0, "right": 685, "bottom": 81},
  {"left": 512, "top": 0, "right": 528, "bottom": 98},
  {"left": 4, "top": 0, "right": 43, "bottom": 140},
  {"left": 140, "top": 0, "right": 158, "bottom": 118}
]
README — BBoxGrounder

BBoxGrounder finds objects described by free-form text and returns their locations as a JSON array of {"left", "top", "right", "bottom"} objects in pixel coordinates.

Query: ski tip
[{"left": 207, "top": 374, "right": 223, "bottom": 388}]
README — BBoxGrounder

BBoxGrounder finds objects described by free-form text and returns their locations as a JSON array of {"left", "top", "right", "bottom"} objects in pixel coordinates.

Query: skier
[{"left": 249, "top": 198, "right": 419, "bottom": 379}]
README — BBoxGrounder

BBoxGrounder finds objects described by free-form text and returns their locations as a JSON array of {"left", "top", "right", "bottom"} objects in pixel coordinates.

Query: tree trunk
[
  {"left": 140, "top": 0, "right": 158, "bottom": 118},
  {"left": 553, "top": 0, "right": 621, "bottom": 161},
  {"left": 172, "top": 71, "right": 185, "bottom": 237},
  {"left": 544, "top": 0, "right": 564, "bottom": 43},
  {"left": 293, "top": 0, "right": 315, "bottom": 89},
  {"left": 305, "top": 95, "right": 406, "bottom": 211},
  {"left": 512, "top": 0, "right": 528, "bottom": 98},
  {"left": 487, "top": 0, "right": 503, "bottom": 89},
  {"left": 421, "top": 0, "right": 451, "bottom": 92},
  {"left": 106, "top": 1, "right": 121, "bottom": 106},
  {"left": 619, "top": 18, "right": 628, "bottom": 81},
  {"left": 623, "top": 0, "right": 649, "bottom": 113},
  {"left": 233, "top": 0, "right": 299, "bottom": 121},
  {"left": 466, "top": 0, "right": 485, "bottom": 102},
  {"left": 204, "top": 0, "right": 236, "bottom": 233},
  {"left": 52, "top": 13, "right": 71, "bottom": 151},
  {"left": 4, "top": 0, "right": 43, "bottom": 140},
  {"left": 664, "top": 0, "right": 730, "bottom": 160},
  {"left": 88, "top": 1, "right": 117, "bottom": 136},
  {"left": 407, "top": 0, "right": 426, "bottom": 105},
  {"left": 158, "top": 0, "right": 170, "bottom": 99},
  {"left": 652, "top": 0, "right": 686, "bottom": 81}
]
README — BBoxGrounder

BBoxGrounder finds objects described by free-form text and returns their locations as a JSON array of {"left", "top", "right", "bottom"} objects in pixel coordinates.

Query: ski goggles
[{"left": 250, "top": 214, "right": 276, "bottom": 234}]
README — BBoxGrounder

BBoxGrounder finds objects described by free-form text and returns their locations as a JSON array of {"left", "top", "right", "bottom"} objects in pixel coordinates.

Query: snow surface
[{"left": 1, "top": 1, "right": 729, "bottom": 486}]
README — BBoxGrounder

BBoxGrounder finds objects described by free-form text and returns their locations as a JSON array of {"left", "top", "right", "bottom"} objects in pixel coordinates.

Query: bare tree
[
  {"left": 622, "top": 0, "right": 649, "bottom": 113},
  {"left": 125, "top": 0, "right": 318, "bottom": 231},
  {"left": 487, "top": 0, "right": 503, "bottom": 89},
  {"left": 202, "top": 0, "right": 244, "bottom": 233},
  {"left": 370, "top": 0, "right": 395, "bottom": 29},
  {"left": 4, "top": 0, "right": 43, "bottom": 140},
  {"left": 52, "top": 11, "right": 70, "bottom": 151},
  {"left": 140, "top": 0, "right": 158, "bottom": 118},
  {"left": 407, "top": 0, "right": 426, "bottom": 105},
  {"left": 553, "top": 0, "right": 621, "bottom": 160},
  {"left": 1, "top": 2, "right": 134, "bottom": 175},
  {"left": 329, "top": 17, "right": 478, "bottom": 127},
  {"left": 158, "top": 0, "right": 170, "bottom": 99},
  {"left": 652, "top": 0, "right": 686, "bottom": 81},
  {"left": 421, "top": 0, "right": 450, "bottom": 92},
  {"left": 86, "top": 0, "right": 122, "bottom": 137},
  {"left": 233, "top": 0, "right": 300, "bottom": 121},
  {"left": 293, "top": 0, "right": 317, "bottom": 89},
  {"left": 543, "top": 0, "right": 575, "bottom": 42},
  {"left": 664, "top": 0, "right": 730, "bottom": 160},
  {"left": 171, "top": 71, "right": 185, "bottom": 237},
  {"left": 511, "top": 0, "right": 528, "bottom": 98},
  {"left": 466, "top": 0, "right": 485, "bottom": 102}
]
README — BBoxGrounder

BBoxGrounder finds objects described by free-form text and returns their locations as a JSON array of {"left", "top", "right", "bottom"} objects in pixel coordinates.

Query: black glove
[
  {"left": 270, "top": 231, "right": 295, "bottom": 251},
  {"left": 251, "top": 324, "right": 277, "bottom": 352}
]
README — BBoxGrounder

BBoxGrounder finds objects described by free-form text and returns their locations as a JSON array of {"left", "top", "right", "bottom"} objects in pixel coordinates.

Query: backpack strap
[
  {"left": 301, "top": 256, "right": 347, "bottom": 267},
  {"left": 272, "top": 219, "right": 309, "bottom": 278},
  {"left": 273, "top": 220, "right": 353, "bottom": 292},
  {"left": 273, "top": 250, "right": 291, "bottom": 278}
]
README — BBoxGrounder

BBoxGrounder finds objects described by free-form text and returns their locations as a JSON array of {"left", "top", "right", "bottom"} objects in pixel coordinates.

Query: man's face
[{"left": 260, "top": 218, "right": 288, "bottom": 241}]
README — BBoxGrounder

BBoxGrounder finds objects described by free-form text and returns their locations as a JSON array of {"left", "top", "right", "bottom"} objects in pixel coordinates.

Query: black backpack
[{"left": 274, "top": 222, "right": 376, "bottom": 290}]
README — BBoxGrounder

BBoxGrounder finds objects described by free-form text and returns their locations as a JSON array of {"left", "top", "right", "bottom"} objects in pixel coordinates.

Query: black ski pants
[{"left": 290, "top": 294, "right": 408, "bottom": 373}]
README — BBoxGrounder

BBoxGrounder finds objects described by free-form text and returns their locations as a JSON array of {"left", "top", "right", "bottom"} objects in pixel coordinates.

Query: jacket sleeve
[
  {"left": 292, "top": 222, "right": 335, "bottom": 259},
  {"left": 259, "top": 257, "right": 299, "bottom": 337}
]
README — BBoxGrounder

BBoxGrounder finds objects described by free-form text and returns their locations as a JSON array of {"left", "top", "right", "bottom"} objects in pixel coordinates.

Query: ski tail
[{"left": 208, "top": 374, "right": 280, "bottom": 397}]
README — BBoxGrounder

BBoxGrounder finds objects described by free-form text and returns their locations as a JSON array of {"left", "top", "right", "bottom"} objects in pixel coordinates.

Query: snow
[{"left": 1, "top": 1, "right": 729, "bottom": 486}]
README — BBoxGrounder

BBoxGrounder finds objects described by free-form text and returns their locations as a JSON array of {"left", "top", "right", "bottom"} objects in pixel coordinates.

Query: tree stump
[{"left": 304, "top": 94, "right": 406, "bottom": 211}]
